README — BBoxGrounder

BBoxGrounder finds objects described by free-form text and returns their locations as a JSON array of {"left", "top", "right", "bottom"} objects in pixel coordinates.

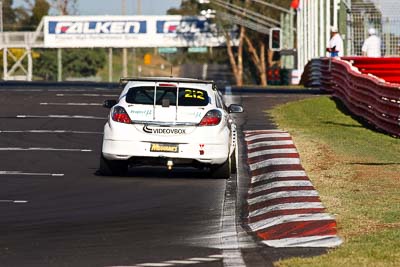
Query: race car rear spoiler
[{"left": 119, "top": 77, "right": 215, "bottom": 87}]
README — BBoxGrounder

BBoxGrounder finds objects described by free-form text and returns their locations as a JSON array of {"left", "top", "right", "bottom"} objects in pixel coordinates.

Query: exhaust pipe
[{"left": 167, "top": 160, "right": 174, "bottom": 170}]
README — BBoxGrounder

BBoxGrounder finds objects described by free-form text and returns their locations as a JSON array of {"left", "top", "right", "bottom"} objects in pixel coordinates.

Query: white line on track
[
  {"left": 164, "top": 260, "right": 200, "bottom": 264},
  {"left": 248, "top": 213, "right": 335, "bottom": 232},
  {"left": 248, "top": 180, "right": 313, "bottom": 194},
  {"left": 0, "top": 171, "right": 64, "bottom": 176},
  {"left": 0, "top": 200, "right": 29, "bottom": 204},
  {"left": 249, "top": 202, "right": 325, "bottom": 218},
  {"left": 251, "top": 170, "right": 307, "bottom": 183},
  {"left": 249, "top": 158, "right": 301, "bottom": 171},
  {"left": 222, "top": 164, "right": 246, "bottom": 267},
  {"left": 16, "top": 115, "right": 106, "bottom": 120},
  {"left": 188, "top": 257, "right": 220, "bottom": 262},
  {"left": 247, "top": 140, "right": 294, "bottom": 149},
  {"left": 0, "top": 130, "right": 102, "bottom": 134},
  {"left": 244, "top": 130, "right": 286, "bottom": 134},
  {"left": 56, "top": 93, "right": 118, "bottom": 97},
  {"left": 40, "top": 102, "right": 102, "bottom": 106},
  {"left": 245, "top": 133, "right": 291, "bottom": 141},
  {"left": 263, "top": 235, "right": 343, "bottom": 248},
  {"left": 248, "top": 148, "right": 298, "bottom": 159},
  {"left": 0, "top": 147, "right": 92, "bottom": 152},
  {"left": 0, "top": 89, "right": 43, "bottom": 92},
  {"left": 105, "top": 254, "right": 224, "bottom": 267},
  {"left": 48, "top": 89, "right": 107, "bottom": 92},
  {"left": 136, "top": 263, "right": 173, "bottom": 267},
  {"left": 247, "top": 190, "right": 319, "bottom": 206}
]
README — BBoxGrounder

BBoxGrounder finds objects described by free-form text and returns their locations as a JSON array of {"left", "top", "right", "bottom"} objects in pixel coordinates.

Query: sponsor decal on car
[
  {"left": 181, "top": 110, "right": 203, "bottom": 118},
  {"left": 143, "top": 126, "right": 186, "bottom": 135},
  {"left": 131, "top": 109, "right": 153, "bottom": 116},
  {"left": 150, "top": 143, "right": 179, "bottom": 153}
]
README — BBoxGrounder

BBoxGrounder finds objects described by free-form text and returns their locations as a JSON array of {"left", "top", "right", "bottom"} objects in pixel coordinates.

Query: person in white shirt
[
  {"left": 362, "top": 28, "right": 381, "bottom": 57},
  {"left": 327, "top": 26, "right": 344, "bottom": 57}
]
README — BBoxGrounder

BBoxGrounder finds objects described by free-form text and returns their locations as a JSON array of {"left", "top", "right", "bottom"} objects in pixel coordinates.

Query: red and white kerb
[{"left": 244, "top": 130, "right": 342, "bottom": 248}]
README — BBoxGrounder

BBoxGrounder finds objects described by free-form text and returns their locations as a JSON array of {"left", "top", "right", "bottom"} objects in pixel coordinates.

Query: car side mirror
[
  {"left": 103, "top": 99, "right": 118, "bottom": 108},
  {"left": 228, "top": 104, "right": 244, "bottom": 113}
]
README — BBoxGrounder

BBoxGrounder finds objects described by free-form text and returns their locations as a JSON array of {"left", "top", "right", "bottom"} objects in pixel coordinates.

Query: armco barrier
[
  {"left": 299, "top": 59, "right": 323, "bottom": 87},
  {"left": 343, "top": 57, "right": 400, "bottom": 84},
  {"left": 301, "top": 57, "right": 400, "bottom": 137}
]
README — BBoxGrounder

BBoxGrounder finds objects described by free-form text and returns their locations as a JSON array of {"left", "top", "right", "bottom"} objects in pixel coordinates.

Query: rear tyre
[
  {"left": 210, "top": 157, "right": 231, "bottom": 179},
  {"left": 99, "top": 154, "right": 128, "bottom": 176}
]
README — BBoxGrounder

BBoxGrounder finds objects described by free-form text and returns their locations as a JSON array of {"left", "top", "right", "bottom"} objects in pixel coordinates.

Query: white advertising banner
[{"left": 44, "top": 15, "right": 231, "bottom": 48}]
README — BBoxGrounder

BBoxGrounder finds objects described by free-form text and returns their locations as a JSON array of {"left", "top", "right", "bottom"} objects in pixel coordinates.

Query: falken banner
[{"left": 44, "top": 15, "right": 230, "bottom": 48}]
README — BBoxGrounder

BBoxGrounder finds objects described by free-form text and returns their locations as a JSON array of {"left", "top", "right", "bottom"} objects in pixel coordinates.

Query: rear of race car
[{"left": 100, "top": 79, "right": 237, "bottom": 177}]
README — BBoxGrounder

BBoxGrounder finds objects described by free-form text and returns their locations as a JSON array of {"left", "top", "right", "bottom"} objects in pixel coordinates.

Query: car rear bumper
[{"left": 102, "top": 139, "right": 229, "bottom": 165}]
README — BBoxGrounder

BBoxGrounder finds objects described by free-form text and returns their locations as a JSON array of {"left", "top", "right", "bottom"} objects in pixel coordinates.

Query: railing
[
  {"left": 0, "top": 32, "right": 44, "bottom": 48},
  {"left": 301, "top": 57, "right": 400, "bottom": 137},
  {"left": 344, "top": 57, "right": 400, "bottom": 84}
]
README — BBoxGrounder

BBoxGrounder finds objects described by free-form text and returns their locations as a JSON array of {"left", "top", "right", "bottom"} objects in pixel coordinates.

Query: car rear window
[{"left": 126, "top": 86, "right": 209, "bottom": 106}]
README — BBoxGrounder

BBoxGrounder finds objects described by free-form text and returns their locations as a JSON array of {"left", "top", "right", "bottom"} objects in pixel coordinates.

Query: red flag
[{"left": 290, "top": 0, "right": 300, "bottom": 9}]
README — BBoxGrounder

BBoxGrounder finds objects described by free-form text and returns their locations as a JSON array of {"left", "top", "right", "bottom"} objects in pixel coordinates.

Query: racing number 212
[{"left": 184, "top": 89, "right": 205, "bottom": 100}]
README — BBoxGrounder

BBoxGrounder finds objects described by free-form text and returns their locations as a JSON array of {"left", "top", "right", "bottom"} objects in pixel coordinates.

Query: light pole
[
  {"left": 122, "top": 0, "right": 126, "bottom": 15},
  {"left": 132, "top": 0, "right": 141, "bottom": 77},
  {"left": 137, "top": 0, "right": 141, "bottom": 15},
  {"left": 0, "top": 1, "right": 3, "bottom": 32},
  {"left": 122, "top": 0, "right": 128, "bottom": 77}
]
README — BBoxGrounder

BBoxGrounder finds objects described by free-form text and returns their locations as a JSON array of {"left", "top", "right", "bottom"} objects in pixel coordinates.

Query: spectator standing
[
  {"left": 362, "top": 28, "right": 381, "bottom": 57},
  {"left": 327, "top": 26, "right": 344, "bottom": 57}
]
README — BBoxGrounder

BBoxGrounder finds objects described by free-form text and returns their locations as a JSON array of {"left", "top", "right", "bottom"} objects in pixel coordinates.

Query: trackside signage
[
  {"left": 48, "top": 21, "right": 147, "bottom": 34},
  {"left": 44, "top": 15, "right": 232, "bottom": 48}
]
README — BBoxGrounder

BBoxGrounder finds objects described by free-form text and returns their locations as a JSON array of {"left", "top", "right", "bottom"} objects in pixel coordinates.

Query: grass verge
[{"left": 269, "top": 96, "right": 400, "bottom": 267}]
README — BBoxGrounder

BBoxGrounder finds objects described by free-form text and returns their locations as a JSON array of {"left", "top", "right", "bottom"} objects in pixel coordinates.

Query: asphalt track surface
[{"left": 0, "top": 84, "right": 324, "bottom": 267}]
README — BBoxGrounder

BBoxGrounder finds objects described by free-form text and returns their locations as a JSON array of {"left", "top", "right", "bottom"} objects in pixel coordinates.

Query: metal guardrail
[
  {"left": 301, "top": 57, "right": 400, "bottom": 137},
  {"left": 299, "top": 58, "right": 323, "bottom": 87}
]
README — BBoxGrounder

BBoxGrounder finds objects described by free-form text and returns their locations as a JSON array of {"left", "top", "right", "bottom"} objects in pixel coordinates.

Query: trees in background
[
  {"left": 52, "top": 0, "right": 77, "bottom": 15},
  {"left": 4, "top": 0, "right": 293, "bottom": 83},
  {"left": 34, "top": 49, "right": 106, "bottom": 81},
  {"left": 167, "top": 0, "right": 203, "bottom": 16},
  {"left": 2, "top": 0, "right": 18, "bottom": 31},
  {"left": 3, "top": 0, "right": 106, "bottom": 81},
  {"left": 168, "top": 0, "right": 293, "bottom": 86},
  {"left": 215, "top": 0, "right": 293, "bottom": 86},
  {"left": 30, "top": 0, "right": 51, "bottom": 26},
  {"left": 63, "top": 49, "right": 106, "bottom": 78},
  {"left": 15, "top": 0, "right": 51, "bottom": 30},
  {"left": 2, "top": 0, "right": 51, "bottom": 30},
  {"left": 242, "top": 0, "right": 292, "bottom": 86}
]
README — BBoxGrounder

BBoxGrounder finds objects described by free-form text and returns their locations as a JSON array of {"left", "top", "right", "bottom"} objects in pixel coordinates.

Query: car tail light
[
  {"left": 112, "top": 106, "right": 132, "bottom": 124},
  {"left": 199, "top": 110, "right": 222, "bottom": 126}
]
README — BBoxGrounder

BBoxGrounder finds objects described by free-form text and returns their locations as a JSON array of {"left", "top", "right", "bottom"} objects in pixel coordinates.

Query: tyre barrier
[
  {"left": 244, "top": 130, "right": 342, "bottom": 248},
  {"left": 301, "top": 57, "right": 400, "bottom": 137}
]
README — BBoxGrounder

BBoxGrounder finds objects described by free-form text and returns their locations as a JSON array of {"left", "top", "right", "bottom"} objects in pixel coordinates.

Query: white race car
[{"left": 100, "top": 77, "right": 243, "bottom": 178}]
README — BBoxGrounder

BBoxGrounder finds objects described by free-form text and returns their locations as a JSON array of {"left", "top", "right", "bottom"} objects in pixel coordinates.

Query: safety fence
[{"left": 301, "top": 57, "right": 400, "bottom": 137}]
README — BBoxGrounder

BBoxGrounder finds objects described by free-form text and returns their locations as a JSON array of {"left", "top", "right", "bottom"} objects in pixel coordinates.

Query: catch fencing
[
  {"left": 350, "top": 11, "right": 400, "bottom": 56},
  {"left": 301, "top": 57, "right": 400, "bottom": 137}
]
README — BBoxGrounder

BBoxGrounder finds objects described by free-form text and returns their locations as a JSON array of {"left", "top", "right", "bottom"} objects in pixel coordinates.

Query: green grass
[
  {"left": 269, "top": 96, "right": 400, "bottom": 267},
  {"left": 271, "top": 97, "right": 399, "bottom": 162}
]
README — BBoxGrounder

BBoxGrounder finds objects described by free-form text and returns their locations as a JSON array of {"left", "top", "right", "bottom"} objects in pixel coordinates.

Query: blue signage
[
  {"left": 156, "top": 19, "right": 210, "bottom": 34},
  {"left": 48, "top": 21, "right": 147, "bottom": 34}
]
